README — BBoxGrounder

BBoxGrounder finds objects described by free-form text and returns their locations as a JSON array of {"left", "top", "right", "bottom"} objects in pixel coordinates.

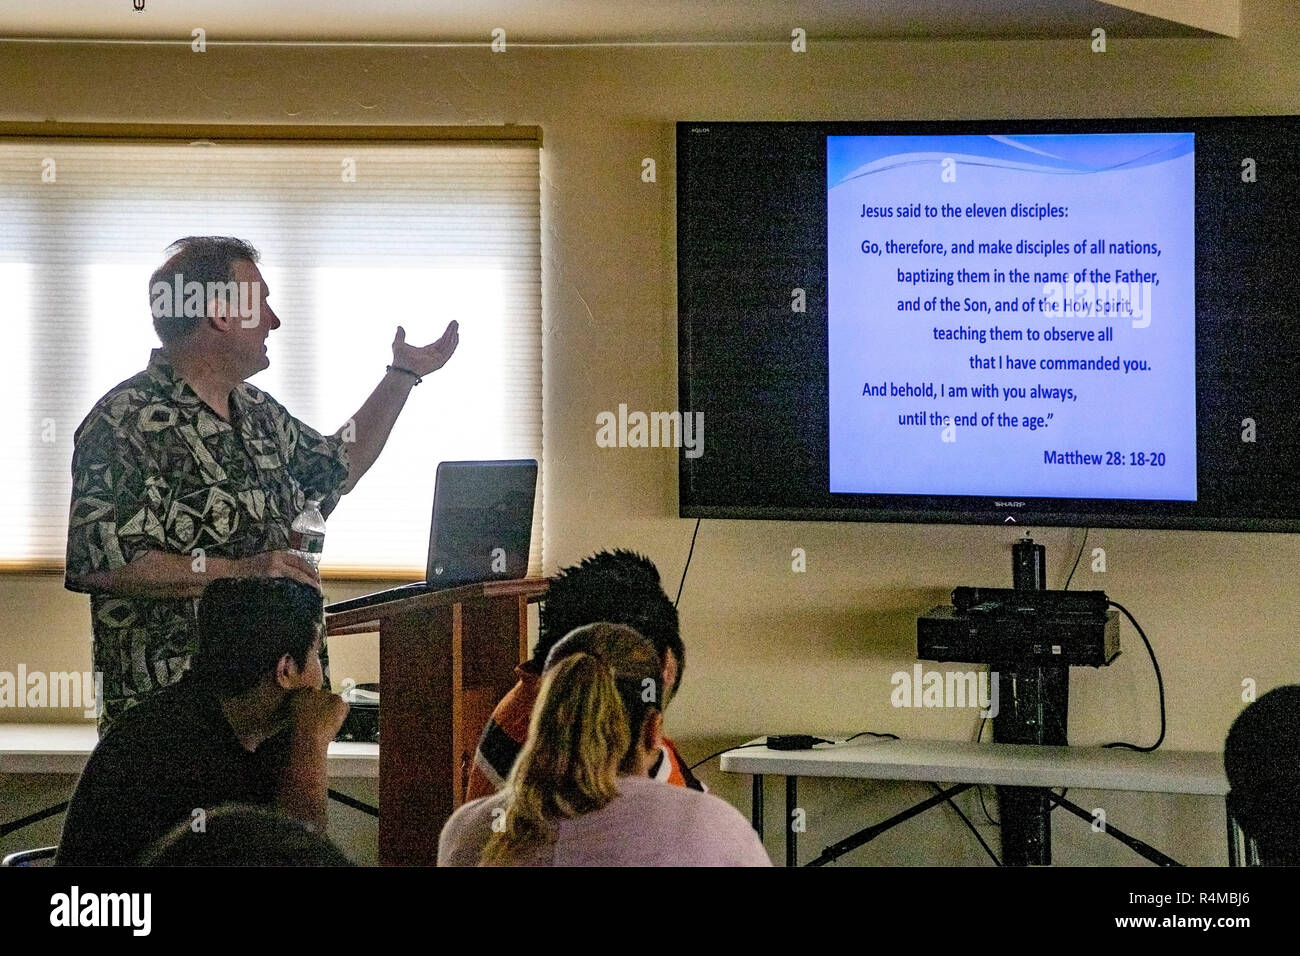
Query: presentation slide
[{"left": 827, "top": 132, "right": 1196, "bottom": 501}]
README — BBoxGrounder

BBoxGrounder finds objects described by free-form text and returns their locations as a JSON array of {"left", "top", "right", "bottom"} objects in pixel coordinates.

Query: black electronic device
[
  {"left": 766, "top": 734, "right": 830, "bottom": 750},
  {"left": 678, "top": 117, "right": 1300, "bottom": 532},
  {"left": 918, "top": 588, "right": 1120, "bottom": 666},
  {"left": 325, "top": 459, "right": 537, "bottom": 615},
  {"left": 997, "top": 537, "right": 1063, "bottom": 867},
  {"left": 336, "top": 682, "right": 380, "bottom": 743}
]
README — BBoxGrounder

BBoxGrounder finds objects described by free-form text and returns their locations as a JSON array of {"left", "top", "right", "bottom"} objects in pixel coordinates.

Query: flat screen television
[{"left": 676, "top": 117, "right": 1300, "bottom": 531}]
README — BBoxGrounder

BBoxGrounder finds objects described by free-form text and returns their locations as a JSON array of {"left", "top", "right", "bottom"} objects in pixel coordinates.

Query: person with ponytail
[
  {"left": 438, "top": 622, "right": 769, "bottom": 866},
  {"left": 466, "top": 549, "right": 703, "bottom": 801}
]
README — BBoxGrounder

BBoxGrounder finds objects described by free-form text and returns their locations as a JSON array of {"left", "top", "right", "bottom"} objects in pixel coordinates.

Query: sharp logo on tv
[{"left": 677, "top": 117, "right": 1300, "bottom": 532}]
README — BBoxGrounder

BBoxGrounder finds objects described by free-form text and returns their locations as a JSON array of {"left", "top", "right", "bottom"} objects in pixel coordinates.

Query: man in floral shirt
[{"left": 66, "top": 236, "right": 459, "bottom": 731}]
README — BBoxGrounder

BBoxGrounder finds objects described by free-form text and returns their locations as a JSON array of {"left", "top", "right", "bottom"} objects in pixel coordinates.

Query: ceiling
[{"left": 0, "top": 0, "right": 1233, "bottom": 44}]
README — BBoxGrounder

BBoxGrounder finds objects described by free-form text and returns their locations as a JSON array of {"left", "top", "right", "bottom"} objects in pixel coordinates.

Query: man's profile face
[
  {"left": 220, "top": 259, "right": 280, "bottom": 378},
  {"left": 281, "top": 631, "right": 324, "bottom": 692},
  {"left": 300, "top": 632, "right": 324, "bottom": 690}
]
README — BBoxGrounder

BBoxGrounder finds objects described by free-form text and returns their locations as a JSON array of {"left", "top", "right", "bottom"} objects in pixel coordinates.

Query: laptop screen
[{"left": 427, "top": 459, "right": 538, "bottom": 587}]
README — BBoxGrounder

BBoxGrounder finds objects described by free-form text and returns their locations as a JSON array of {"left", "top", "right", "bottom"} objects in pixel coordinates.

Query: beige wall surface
[{"left": 1, "top": 0, "right": 1298, "bottom": 865}]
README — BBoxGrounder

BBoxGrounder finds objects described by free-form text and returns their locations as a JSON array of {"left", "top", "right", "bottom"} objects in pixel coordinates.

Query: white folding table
[
  {"left": 0, "top": 723, "right": 378, "bottom": 844},
  {"left": 720, "top": 736, "right": 1233, "bottom": 866}
]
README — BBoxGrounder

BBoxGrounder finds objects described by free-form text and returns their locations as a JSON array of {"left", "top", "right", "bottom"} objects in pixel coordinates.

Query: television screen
[{"left": 676, "top": 117, "right": 1300, "bottom": 531}]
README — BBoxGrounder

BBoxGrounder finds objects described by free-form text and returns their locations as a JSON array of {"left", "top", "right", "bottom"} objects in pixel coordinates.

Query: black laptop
[{"left": 324, "top": 459, "right": 538, "bottom": 615}]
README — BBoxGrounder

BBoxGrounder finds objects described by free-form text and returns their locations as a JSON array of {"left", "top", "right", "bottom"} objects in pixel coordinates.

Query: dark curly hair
[{"left": 531, "top": 550, "right": 684, "bottom": 695}]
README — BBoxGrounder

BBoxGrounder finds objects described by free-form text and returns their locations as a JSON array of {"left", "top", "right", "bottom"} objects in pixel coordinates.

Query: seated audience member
[
  {"left": 440, "top": 623, "right": 770, "bottom": 867},
  {"left": 467, "top": 549, "right": 701, "bottom": 800},
  {"left": 142, "top": 804, "right": 353, "bottom": 866},
  {"left": 1224, "top": 684, "right": 1300, "bottom": 865},
  {"left": 56, "top": 578, "right": 348, "bottom": 866}
]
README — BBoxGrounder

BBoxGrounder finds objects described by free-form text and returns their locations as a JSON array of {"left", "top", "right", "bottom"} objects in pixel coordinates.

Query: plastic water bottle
[{"left": 289, "top": 498, "right": 326, "bottom": 570}]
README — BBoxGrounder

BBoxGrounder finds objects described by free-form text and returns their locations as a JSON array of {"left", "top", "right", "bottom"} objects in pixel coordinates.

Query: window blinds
[{"left": 0, "top": 134, "right": 542, "bottom": 577}]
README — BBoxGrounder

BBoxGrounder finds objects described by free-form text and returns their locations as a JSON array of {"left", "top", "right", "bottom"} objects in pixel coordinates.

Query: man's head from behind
[
  {"left": 533, "top": 549, "right": 684, "bottom": 698},
  {"left": 1225, "top": 684, "right": 1300, "bottom": 865},
  {"left": 148, "top": 236, "right": 279, "bottom": 377},
  {"left": 190, "top": 577, "right": 324, "bottom": 700}
]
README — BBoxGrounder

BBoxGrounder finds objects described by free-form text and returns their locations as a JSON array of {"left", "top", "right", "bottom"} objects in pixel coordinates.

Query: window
[{"left": 0, "top": 129, "right": 542, "bottom": 576}]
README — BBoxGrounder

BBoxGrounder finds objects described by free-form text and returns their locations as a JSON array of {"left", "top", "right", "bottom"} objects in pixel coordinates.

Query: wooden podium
[{"left": 326, "top": 577, "right": 548, "bottom": 865}]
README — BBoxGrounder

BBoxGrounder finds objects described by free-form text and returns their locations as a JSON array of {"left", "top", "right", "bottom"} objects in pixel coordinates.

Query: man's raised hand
[
  {"left": 392, "top": 321, "right": 459, "bottom": 377},
  {"left": 287, "top": 687, "right": 350, "bottom": 747}
]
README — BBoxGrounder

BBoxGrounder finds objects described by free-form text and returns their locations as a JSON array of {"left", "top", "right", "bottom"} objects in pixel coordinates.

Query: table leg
[
  {"left": 786, "top": 775, "right": 798, "bottom": 868},
  {"left": 1226, "top": 801, "right": 1238, "bottom": 867},
  {"left": 751, "top": 774, "right": 764, "bottom": 839},
  {"left": 0, "top": 800, "right": 69, "bottom": 839}
]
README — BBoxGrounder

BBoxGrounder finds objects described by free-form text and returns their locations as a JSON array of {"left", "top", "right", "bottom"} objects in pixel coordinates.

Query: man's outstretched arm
[
  {"left": 337, "top": 321, "right": 459, "bottom": 495},
  {"left": 72, "top": 550, "right": 320, "bottom": 599}
]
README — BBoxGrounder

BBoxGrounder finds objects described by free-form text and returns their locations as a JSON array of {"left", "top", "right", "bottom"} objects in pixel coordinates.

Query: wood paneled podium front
[{"left": 326, "top": 577, "right": 548, "bottom": 865}]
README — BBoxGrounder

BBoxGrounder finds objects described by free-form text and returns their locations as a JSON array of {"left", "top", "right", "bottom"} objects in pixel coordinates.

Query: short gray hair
[{"left": 148, "top": 236, "right": 261, "bottom": 343}]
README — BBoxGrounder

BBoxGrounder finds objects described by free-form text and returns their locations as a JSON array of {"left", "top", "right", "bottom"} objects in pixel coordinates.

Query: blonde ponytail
[{"left": 480, "top": 622, "right": 662, "bottom": 865}]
